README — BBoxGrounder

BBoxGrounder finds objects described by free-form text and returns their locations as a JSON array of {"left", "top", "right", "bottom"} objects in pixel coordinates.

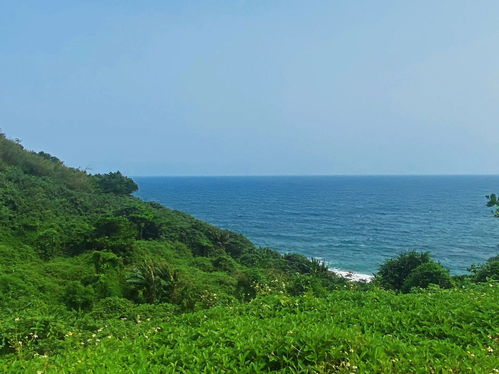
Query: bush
[
  {"left": 63, "top": 281, "right": 95, "bottom": 311},
  {"left": 282, "top": 253, "right": 315, "bottom": 274},
  {"left": 236, "top": 269, "right": 267, "bottom": 300},
  {"left": 472, "top": 255, "right": 499, "bottom": 282},
  {"left": 401, "top": 262, "right": 452, "bottom": 292},
  {"left": 90, "top": 297, "right": 135, "bottom": 320},
  {"left": 91, "top": 251, "right": 122, "bottom": 273},
  {"left": 92, "top": 273, "right": 124, "bottom": 299},
  {"left": 34, "top": 228, "right": 62, "bottom": 260},
  {"left": 376, "top": 251, "right": 432, "bottom": 291},
  {"left": 0, "top": 273, "right": 32, "bottom": 299},
  {"left": 287, "top": 274, "right": 325, "bottom": 296},
  {"left": 212, "top": 255, "right": 237, "bottom": 273},
  {"left": 126, "top": 260, "right": 177, "bottom": 304}
]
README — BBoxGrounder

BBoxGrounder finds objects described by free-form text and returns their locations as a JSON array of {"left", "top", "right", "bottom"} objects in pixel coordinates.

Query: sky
[{"left": 1, "top": 1, "right": 499, "bottom": 176}]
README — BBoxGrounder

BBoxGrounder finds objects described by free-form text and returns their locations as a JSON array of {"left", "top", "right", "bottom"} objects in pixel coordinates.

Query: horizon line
[{"left": 130, "top": 173, "right": 499, "bottom": 178}]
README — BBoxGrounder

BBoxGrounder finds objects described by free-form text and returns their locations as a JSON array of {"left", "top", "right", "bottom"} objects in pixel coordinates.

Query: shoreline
[{"left": 331, "top": 268, "right": 374, "bottom": 283}]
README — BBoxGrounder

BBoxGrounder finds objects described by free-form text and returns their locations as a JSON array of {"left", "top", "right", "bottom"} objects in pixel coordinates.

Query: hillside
[{"left": 0, "top": 132, "right": 497, "bottom": 373}]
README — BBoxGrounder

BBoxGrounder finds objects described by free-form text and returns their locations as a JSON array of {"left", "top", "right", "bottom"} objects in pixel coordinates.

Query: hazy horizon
[
  {"left": 131, "top": 174, "right": 499, "bottom": 177},
  {"left": 2, "top": 1, "right": 499, "bottom": 176}
]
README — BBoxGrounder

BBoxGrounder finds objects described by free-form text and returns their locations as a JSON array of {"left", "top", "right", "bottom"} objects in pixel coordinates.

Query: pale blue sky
[{"left": 1, "top": 1, "right": 499, "bottom": 175}]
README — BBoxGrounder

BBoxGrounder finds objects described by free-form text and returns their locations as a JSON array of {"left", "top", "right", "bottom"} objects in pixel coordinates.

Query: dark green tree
[
  {"left": 94, "top": 171, "right": 138, "bottom": 195},
  {"left": 376, "top": 251, "right": 432, "bottom": 291},
  {"left": 478, "top": 195, "right": 499, "bottom": 281},
  {"left": 486, "top": 193, "right": 499, "bottom": 217},
  {"left": 91, "top": 216, "right": 137, "bottom": 256},
  {"left": 115, "top": 205, "right": 161, "bottom": 240}
]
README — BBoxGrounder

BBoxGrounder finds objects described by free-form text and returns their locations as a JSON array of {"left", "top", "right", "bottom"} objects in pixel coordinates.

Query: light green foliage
[{"left": 1, "top": 285, "right": 497, "bottom": 373}]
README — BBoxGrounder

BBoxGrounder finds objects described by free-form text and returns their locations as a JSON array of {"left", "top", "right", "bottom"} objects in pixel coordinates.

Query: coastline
[{"left": 331, "top": 268, "right": 374, "bottom": 283}]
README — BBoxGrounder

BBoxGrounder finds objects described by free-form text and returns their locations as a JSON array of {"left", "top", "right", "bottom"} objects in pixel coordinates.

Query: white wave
[{"left": 331, "top": 268, "right": 374, "bottom": 283}]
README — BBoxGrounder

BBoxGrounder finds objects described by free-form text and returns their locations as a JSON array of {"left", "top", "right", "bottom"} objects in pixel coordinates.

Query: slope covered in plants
[{"left": 0, "top": 132, "right": 497, "bottom": 373}]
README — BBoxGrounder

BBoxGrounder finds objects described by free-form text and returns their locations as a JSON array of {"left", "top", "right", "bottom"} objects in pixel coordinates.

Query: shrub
[
  {"left": 0, "top": 273, "right": 31, "bottom": 299},
  {"left": 236, "top": 269, "right": 267, "bottom": 300},
  {"left": 63, "top": 281, "right": 95, "bottom": 311},
  {"left": 90, "top": 297, "right": 135, "bottom": 320},
  {"left": 401, "top": 262, "right": 452, "bottom": 292},
  {"left": 126, "top": 260, "right": 177, "bottom": 304},
  {"left": 239, "top": 247, "right": 282, "bottom": 268},
  {"left": 376, "top": 251, "right": 432, "bottom": 291},
  {"left": 34, "top": 228, "right": 62, "bottom": 260},
  {"left": 472, "top": 255, "right": 499, "bottom": 282},
  {"left": 92, "top": 273, "right": 124, "bottom": 299},
  {"left": 91, "top": 251, "right": 122, "bottom": 273},
  {"left": 287, "top": 274, "right": 325, "bottom": 296},
  {"left": 132, "top": 302, "right": 180, "bottom": 320},
  {"left": 191, "top": 257, "right": 214, "bottom": 272},
  {"left": 282, "top": 253, "right": 315, "bottom": 274},
  {"left": 212, "top": 255, "right": 237, "bottom": 273}
]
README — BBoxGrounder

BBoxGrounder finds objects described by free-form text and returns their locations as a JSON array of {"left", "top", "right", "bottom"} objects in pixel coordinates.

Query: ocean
[{"left": 134, "top": 176, "right": 499, "bottom": 276}]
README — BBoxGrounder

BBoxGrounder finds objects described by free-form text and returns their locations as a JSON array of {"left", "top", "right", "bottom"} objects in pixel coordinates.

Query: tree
[
  {"left": 91, "top": 216, "right": 137, "bottom": 256},
  {"left": 479, "top": 195, "right": 499, "bottom": 281},
  {"left": 486, "top": 193, "right": 499, "bottom": 217},
  {"left": 115, "top": 205, "right": 161, "bottom": 240},
  {"left": 94, "top": 171, "right": 138, "bottom": 195}
]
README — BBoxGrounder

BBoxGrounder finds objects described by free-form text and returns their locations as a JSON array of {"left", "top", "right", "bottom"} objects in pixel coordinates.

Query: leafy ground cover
[{"left": 2, "top": 285, "right": 497, "bottom": 373}]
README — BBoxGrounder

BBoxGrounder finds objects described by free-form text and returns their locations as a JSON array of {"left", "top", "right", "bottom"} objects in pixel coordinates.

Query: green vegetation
[
  {"left": 469, "top": 255, "right": 499, "bottom": 283},
  {"left": 487, "top": 194, "right": 499, "bottom": 217},
  {"left": 0, "top": 132, "right": 497, "bottom": 372},
  {"left": 375, "top": 251, "right": 453, "bottom": 292}
]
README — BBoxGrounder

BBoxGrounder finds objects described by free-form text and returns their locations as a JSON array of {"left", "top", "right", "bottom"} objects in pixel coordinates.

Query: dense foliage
[
  {"left": 94, "top": 171, "right": 138, "bottom": 195},
  {"left": 487, "top": 193, "right": 499, "bottom": 217},
  {"left": 2, "top": 286, "right": 498, "bottom": 373},
  {"left": 0, "top": 132, "right": 497, "bottom": 372},
  {"left": 375, "top": 251, "right": 453, "bottom": 292}
]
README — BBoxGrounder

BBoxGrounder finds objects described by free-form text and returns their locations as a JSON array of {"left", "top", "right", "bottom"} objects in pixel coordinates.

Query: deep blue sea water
[{"left": 134, "top": 176, "right": 499, "bottom": 276}]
